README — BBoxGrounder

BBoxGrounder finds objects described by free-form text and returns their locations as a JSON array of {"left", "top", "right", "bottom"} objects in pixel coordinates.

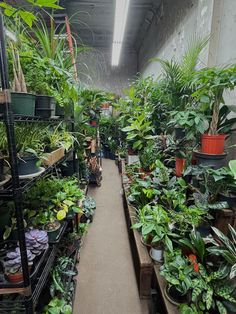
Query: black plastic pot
[
  {"left": 0, "top": 205, "right": 11, "bottom": 238},
  {"left": 174, "top": 126, "right": 185, "bottom": 140},
  {"left": 219, "top": 192, "right": 236, "bottom": 208},
  {"left": 11, "top": 92, "right": 36, "bottom": 116},
  {"left": 59, "top": 159, "right": 79, "bottom": 177},
  {"left": 197, "top": 220, "right": 212, "bottom": 237},
  {"left": 17, "top": 155, "right": 40, "bottom": 175},
  {"left": 0, "top": 158, "right": 4, "bottom": 181},
  {"left": 194, "top": 151, "right": 227, "bottom": 169},
  {"left": 164, "top": 285, "right": 187, "bottom": 305},
  {"left": 35, "top": 95, "right": 55, "bottom": 118},
  {"left": 55, "top": 103, "right": 65, "bottom": 117}
]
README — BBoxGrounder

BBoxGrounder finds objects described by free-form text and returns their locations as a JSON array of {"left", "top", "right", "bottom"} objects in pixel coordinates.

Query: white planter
[{"left": 150, "top": 247, "right": 163, "bottom": 262}]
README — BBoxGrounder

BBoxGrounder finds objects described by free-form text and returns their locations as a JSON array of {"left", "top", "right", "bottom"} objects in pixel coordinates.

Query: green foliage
[{"left": 160, "top": 249, "right": 195, "bottom": 295}]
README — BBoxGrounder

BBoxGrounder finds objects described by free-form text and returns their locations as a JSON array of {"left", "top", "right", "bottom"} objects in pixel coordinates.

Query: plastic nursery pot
[
  {"left": 5, "top": 266, "right": 31, "bottom": 283},
  {"left": 174, "top": 126, "right": 185, "bottom": 141},
  {"left": 35, "top": 95, "right": 56, "bottom": 118},
  {"left": 164, "top": 285, "right": 188, "bottom": 305},
  {"left": 11, "top": 92, "right": 36, "bottom": 116},
  {"left": 218, "top": 192, "right": 236, "bottom": 209},
  {"left": 44, "top": 220, "right": 61, "bottom": 242},
  {"left": 194, "top": 150, "right": 227, "bottom": 169},
  {"left": 175, "top": 157, "right": 186, "bottom": 177},
  {"left": 201, "top": 134, "right": 226, "bottom": 155},
  {"left": 55, "top": 103, "right": 65, "bottom": 117},
  {"left": 150, "top": 246, "right": 163, "bottom": 262},
  {"left": 90, "top": 120, "right": 97, "bottom": 127},
  {"left": 59, "top": 159, "right": 79, "bottom": 177},
  {"left": 0, "top": 158, "right": 5, "bottom": 181},
  {"left": 17, "top": 155, "right": 40, "bottom": 176}
]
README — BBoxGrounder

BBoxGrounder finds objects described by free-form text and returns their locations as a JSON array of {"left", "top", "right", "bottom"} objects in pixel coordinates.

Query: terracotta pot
[
  {"left": 90, "top": 120, "right": 97, "bottom": 126},
  {"left": 201, "top": 134, "right": 226, "bottom": 154},
  {"left": 175, "top": 157, "right": 186, "bottom": 177},
  {"left": 6, "top": 266, "right": 31, "bottom": 283}
]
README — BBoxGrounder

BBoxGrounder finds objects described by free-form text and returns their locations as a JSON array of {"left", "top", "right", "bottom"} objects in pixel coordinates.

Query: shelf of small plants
[{"left": 0, "top": 7, "right": 85, "bottom": 314}]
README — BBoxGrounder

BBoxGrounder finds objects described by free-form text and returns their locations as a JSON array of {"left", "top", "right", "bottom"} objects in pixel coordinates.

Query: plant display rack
[
  {"left": 122, "top": 170, "right": 153, "bottom": 299},
  {"left": 0, "top": 13, "right": 78, "bottom": 313}
]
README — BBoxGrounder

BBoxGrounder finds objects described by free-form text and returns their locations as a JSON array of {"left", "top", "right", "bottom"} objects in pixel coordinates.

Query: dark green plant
[
  {"left": 160, "top": 249, "right": 195, "bottom": 295},
  {"left": 207, "top": 225, "right": 236, "bottom": 279},
  {"left": 190, "top": 264, "right": 236, "bottom": 313}
]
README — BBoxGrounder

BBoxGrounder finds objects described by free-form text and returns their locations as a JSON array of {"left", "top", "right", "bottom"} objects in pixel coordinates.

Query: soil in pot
[
  {"left": 164, "top": 285, "right": 188, "bottom": 305},
  {"left": 11, "top": 92, "right": 35, "bottom": 116},
  {"left": 194, "top": 150, "right": 227, "bottom": 169},
  {"left": 219, "top": 192, "right": 236, "bottom": 209},
  {"left": 17, "top": 155, "right": 40, "bottom": 175},
  {"left": 44, "top": 220, "right": 61, "bottom": 242},
  {"left": 201, "top": 134, "right": 226, "bottom": 155}
]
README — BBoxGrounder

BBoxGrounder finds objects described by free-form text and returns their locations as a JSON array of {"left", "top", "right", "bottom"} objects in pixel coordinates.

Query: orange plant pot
[
  {"left": 201, "top": 134, "right": 226, "bottom": 155},
  {"left": 175, "top": 157, "right": 186, "bottom": 177}
]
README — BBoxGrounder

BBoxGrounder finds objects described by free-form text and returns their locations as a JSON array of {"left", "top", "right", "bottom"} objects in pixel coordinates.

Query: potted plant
[
  {"left": 217, "top": 160, "right": 236, "bottom": 207},
  {"left": 207, "top": 225, "right": 236, "bottom": 279},
  {"left": 189, "top": 264, "right": 236, "bottom": 313},
  {"left": 80, "top": 196, "right": 96, "bottom": 223},
  {"left": 139, "top": 142, "right": 156, "bottom": 174},
  {"left": 24, "top": 57, "right": 56, "bottom": 118},
  {"left": 192, "top": 66, "right": 236, "bottom": 155},
  {"left": 10, "top": 46, "right": 36, "bottom": 116},
  {"left": 14, "top": 124, "right": 45, "bottom": 175},
  {"left": 4, "top": 247, "right": 35, "bottom": 283},
  {"left": 160, "top": 249, "right": 195, "bottom": 305}
]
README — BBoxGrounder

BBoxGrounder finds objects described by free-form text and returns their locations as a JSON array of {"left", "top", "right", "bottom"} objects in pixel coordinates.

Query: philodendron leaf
[
  {"left": 230, "top": 263, "right": 236, "bottom": 279},
  {"left": 229, "top": 160, "right": 236, "bottom": 179}
]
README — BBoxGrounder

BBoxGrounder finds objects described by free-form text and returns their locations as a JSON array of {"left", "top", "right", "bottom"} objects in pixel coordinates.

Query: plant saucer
[{"left": 19, "top": 167, "right": 45, "bottom": 180}]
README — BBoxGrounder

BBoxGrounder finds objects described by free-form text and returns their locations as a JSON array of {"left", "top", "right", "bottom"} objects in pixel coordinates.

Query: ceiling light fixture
[{"left": 111, "top": 0, "right": 130, "bottom": 66}]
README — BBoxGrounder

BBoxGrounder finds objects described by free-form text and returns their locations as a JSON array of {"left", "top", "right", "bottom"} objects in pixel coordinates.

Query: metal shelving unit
[{"left": 0, "top": 12, "right": 77, "bottom": 313}]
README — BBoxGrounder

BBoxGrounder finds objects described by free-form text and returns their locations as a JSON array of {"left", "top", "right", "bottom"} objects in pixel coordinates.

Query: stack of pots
[{"left": 195, "top": 133, "right": 227, "bottom": 169}]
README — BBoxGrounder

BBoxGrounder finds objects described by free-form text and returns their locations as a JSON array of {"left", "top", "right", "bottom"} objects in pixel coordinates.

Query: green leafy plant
[
  {"left": 160, "top": 249, "right": 195, "bottom": 296},
  {"left": 191, "top": 66, "right": 236, "bottom": 135},
  {"left": 43, "top": 297, "right": 72, "bottom": 314},
  {"left": 190, "top": 264, "right": 236, "bottom": 313},
  {"left": 132, "top": 204, "right": 178, "bottom": 252},
  {"left": 207, "top": 225, "right": 236, "bottom": 279},
  {"left": 122, "top": 112, "right": 156, "bottom": 151}
]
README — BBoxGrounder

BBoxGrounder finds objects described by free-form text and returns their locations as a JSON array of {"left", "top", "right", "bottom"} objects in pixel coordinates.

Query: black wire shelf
[
  {"left": 0, "top": 246, "right": 57, "bottom": 312},
  {"left": 0, "top": 244, "right": 51, "bottom": 290},
  {"left": 0, "top": 149, "right": 74, "bottom": 197},
  {"left": 0, "top": 114, "right": 74, "bottom": 123}
]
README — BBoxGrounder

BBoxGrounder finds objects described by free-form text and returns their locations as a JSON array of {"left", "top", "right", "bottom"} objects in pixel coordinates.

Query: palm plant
[{"left": 153, "top": 36, "right": 209, "bottom": 111}]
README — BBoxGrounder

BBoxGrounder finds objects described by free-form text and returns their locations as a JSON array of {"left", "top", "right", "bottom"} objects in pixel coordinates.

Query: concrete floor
[{"left": 73, "top": 159, "right": 149, "bottom": 314}]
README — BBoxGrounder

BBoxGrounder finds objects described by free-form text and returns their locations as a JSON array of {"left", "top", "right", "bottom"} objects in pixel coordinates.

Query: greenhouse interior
[{"left": 1, "top": 0, "right": 236, "bottom": 313}]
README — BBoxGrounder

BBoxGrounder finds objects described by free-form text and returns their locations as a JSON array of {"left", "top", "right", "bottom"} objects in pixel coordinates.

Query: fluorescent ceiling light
[{"left": 111, "top": 0, "right": 130, "bottom": 66}]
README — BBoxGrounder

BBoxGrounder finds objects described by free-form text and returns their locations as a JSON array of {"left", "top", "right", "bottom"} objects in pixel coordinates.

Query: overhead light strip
[{"left": 111, "top": 0, "right": 130, "bottom": 66}]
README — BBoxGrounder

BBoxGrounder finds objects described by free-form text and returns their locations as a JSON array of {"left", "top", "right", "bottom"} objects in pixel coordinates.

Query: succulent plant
[
  {"left": 4, "top": 247, "right": 35, "bottom": 274},
  {"left": 25, "top": 229, "right": 48, "bottom": 256}
]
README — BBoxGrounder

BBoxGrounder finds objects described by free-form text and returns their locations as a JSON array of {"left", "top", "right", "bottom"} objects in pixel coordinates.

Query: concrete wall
[
  {"left": 138, "top": 0, "right": 214, "bottom": 77},
  {"left": 77, "top": 48, "right": 137, "bottom": 95}
]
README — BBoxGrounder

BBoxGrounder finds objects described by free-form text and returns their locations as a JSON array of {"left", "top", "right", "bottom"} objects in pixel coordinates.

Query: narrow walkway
[{"left": 73, "top": 159, "right": 148, "bottom": 314}]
